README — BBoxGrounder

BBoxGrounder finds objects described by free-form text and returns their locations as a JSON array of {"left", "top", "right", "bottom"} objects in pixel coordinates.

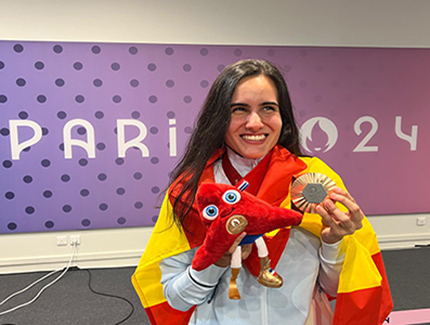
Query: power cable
[
  {"left": 0, "top": 243, "right": 77, "bottom": 316},
  {"left": 81, "top": 268, "right": 135, "bottom": 325}
]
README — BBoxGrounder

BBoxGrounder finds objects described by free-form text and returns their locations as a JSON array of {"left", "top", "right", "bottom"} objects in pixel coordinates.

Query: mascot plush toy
[{"left": 192, "top": 181, "right": 303, "bottom": 299}]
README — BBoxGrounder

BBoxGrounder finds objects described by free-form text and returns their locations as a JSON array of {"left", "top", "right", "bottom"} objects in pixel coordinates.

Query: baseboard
[
  {"left": 367, "top": 214, "right": 430, "bottom": 250},
  {"left": 0, "top": 213, "right": 429, "bottom": 274},
  {"left": 0, "top": 227, "right": 153, "bottom": 274}
]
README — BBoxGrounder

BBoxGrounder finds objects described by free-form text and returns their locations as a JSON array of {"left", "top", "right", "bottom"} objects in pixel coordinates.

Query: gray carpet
[
  {"left": 0, "top": 267, "right": 150, "bottom": 325},
  {"left": 382, "top": 247, "right": 430, "bottom": 311},
  {"left": 0, "top": 247, "right": 429, "bottom": 324}
]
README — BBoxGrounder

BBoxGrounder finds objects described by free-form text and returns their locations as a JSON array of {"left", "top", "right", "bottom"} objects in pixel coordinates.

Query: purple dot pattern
[
  {"left": 91, "top": 46, "right": 101, "bottom": 54},
  {"left": 129, "top": 46, "right": 138, "bottom": 55},
  {"left": 3, "top": 160, "right": 12, "bottom": 168},
  {"left": 1, "top": 41, "right": 430, "bottom": 233},
  {"left": 55, "top": 78, "right": 65, "bottom": 87},
  {"left": 130, "top": 79, "right": 139, "bottom": 88},
  {"left": 35, "top": 61, "right": 44, "bottom": 70},
  {"left": 63, "top": 205, "right": 72, "bottom": 213},
  {"left": 79, "top": 158, "right": 88, "bottom": 166},
  {"left": 45, "top": 221, "right": 54, "bottom": 228},
  {"left": 95, "top": 111, "right": 104, "bottom": 119},
  {"left": 96, "top": 143, "right": 105, "bottom": 150},
  {"left": 58, "top": 111, "right": 67, "bottom": 119},
  {"left": 53, "top": 45, "right": 63, "bottom": 53},
  {"left": 166, "top": 80, "right": 174, "bottom": 88},
  {"left": 25, "top": 206, "right": 35, "bottom": 214},
  {"left": 112, "top": 95, "right": 122, "bottom": 103},
  {"left": 5, "top": 192, "right": 14, "bottom": 199},
  {"left": 111, "top": 63, "right": 120, "bottom": 71},
  {"left": 16, "top": 78, "right": 26, "bottom": 87},
  {"left": 73, "top": 62, "right": 83, "bottom": 70},
  {"left": 93, "top": 79, "right": 103, "bottom": 87}
]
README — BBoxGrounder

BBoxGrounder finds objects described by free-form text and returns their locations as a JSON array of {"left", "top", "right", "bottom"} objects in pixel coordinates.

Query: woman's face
[{"left": 225, "top": 75, "right": 282, "bottom": 159}]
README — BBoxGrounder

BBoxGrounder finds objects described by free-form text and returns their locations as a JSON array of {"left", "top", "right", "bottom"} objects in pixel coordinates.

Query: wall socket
[
  {"left": 56, "top": 236, "right": 68, "bottom": 246},
  {"left": 417, "top": 217, "right": 427, "bottom": 226},
  {"left": 70, "top": 235, "right": 81, "bottom": 245},
  {"left": 56, "top": 235, "right": 81, "bottom": 246}
]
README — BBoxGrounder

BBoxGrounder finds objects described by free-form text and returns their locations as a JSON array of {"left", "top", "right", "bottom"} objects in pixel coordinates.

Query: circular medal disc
[{"left": 290, "top": 173, "right": 336, "bottom": 213}]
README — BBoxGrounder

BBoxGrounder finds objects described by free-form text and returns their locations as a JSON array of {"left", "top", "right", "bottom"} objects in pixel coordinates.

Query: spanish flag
[{"left": 132, "top": 146, "right": 393, "bottom": 324}]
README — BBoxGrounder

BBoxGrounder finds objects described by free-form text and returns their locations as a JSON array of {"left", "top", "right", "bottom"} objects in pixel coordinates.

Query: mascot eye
[
  {"left": 222, "top": 190, "right": 241, "bottom": 205},
  {"left": 203, "top": 205, "right": 219, "bottom": 220}
]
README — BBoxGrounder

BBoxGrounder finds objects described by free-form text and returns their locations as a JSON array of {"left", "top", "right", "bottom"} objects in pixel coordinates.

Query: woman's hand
[
  {"left": 214, "top": 232, "right": 253, "bottom": 267},
  {"left": 315, "top": 187, "right": 364, "bottom": 244}
]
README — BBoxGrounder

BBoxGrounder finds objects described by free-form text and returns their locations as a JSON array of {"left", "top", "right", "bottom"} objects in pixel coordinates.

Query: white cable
[
  {"left": 0, "top": 243, "right": 77, "bottom": 316},
  {"left": 0, "top": 269, "right": 62, "bottom": 307}
]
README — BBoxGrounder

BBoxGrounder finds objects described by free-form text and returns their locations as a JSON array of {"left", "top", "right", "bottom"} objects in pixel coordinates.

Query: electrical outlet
[
  {"left": 56, "top": 236, "right": 68, "bottom": 246},
  {"left": 70, "top": 235, "right": 81, "bottom": 245},
  {"left": 417, "top": 217, "right": 427, "bottom": 226}
]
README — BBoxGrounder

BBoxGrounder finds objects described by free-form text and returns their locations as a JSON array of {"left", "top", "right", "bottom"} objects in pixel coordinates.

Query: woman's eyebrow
[
  {"left": 230, "top": 102, "right": 250, "bottom": 108},
  {"left": 260, "top": 101, "right": 279, "bottom": 107},
  {"left": 230, "top": 101, "right": 279, "bottom": 107}
]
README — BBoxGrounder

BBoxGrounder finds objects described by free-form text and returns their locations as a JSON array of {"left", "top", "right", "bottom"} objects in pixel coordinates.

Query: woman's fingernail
[{"left": 325, "top": 200, "right": 333, "bottom": 208}]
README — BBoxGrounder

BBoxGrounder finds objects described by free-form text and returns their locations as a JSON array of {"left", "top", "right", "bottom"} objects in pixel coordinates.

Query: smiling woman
[{"left": 132, "top": 59, "right": 392, "bottom": 325}]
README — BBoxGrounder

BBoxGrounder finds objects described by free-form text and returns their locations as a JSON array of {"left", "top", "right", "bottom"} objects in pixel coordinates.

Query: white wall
[
  {"left": 1, "top": 0, "right": 430, "bottom": 273},
  {"left": 1, "top": 0, "right": 430, "bottom": 47}
]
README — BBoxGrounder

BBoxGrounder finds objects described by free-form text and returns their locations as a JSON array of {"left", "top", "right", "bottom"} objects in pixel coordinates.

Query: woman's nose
[{"left": 245, "top": 112, "right": 264, "bottom": 130}]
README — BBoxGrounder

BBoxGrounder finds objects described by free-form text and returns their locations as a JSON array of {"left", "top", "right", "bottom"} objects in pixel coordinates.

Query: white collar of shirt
[{"left": 226, "top": 147, "right": 264, "bottom": 178}]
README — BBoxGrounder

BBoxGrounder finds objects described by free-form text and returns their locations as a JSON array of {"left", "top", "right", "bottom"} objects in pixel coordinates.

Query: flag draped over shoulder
[
  {"left": 294, "top": 157, "right": 393, "bottom": 325},
  {"left": 132, "top": 146, "right": 393, "bottom": 325}
]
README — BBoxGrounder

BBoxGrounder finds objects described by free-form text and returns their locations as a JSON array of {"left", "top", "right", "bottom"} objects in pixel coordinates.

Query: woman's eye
[
  {"left": 203, "top": 205, "right": 219, "bottom": 220},
  {"left": 222, "top": 190, "right": 241, "bottom": 204},
  {"left": 231, "top": 107, "right": 246, "bottom": 113},
  {"left": 263, "top": 106, "right": 276, "bottom": 112}
]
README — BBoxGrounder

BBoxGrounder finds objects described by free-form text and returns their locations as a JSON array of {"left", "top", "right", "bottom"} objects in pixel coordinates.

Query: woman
[{"left": 132, "top": 59, "right": 392, "bottom": 325}]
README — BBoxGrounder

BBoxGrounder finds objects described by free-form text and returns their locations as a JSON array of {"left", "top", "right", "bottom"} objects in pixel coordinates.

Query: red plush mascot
[{"left": 192, "top": 181, "right": 303, "bottom": 299}]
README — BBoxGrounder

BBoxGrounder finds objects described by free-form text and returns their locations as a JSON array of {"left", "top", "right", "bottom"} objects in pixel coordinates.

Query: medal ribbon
[{"left": 221, "top": 149, "right": 273, "bottom": 195}]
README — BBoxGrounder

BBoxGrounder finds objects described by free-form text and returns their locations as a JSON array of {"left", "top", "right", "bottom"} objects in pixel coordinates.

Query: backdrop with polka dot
[{"left": 1, "top": 41, "right": 430, "bottom": 233}]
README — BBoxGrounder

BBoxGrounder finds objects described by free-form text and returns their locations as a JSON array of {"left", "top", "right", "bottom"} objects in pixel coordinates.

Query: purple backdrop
[{"left": 1, "top": 41, "right": 429, "bottom": 234}]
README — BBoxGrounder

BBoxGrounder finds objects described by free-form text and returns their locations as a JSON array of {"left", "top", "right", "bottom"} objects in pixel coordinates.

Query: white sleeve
[
  {"left": 318, "top": 239, "right": 345, "bottom": 297},
  {"left": 160, "top": 247, "right": 229, "bottom": 311}
]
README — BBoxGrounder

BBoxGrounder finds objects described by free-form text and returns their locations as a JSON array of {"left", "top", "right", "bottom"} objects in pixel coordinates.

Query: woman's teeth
[{"left": 242, "top": 135, "right": 266, "bottom": 141}]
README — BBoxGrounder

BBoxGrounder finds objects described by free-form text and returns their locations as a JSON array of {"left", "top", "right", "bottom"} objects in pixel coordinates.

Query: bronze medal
[{"left": 290, "top": 173, "right": 336, "bottom": 213}]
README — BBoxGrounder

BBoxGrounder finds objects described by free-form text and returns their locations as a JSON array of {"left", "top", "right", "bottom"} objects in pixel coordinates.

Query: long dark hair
[{"left": 169, "top": 59, "right": 303, "bottom": 230}]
